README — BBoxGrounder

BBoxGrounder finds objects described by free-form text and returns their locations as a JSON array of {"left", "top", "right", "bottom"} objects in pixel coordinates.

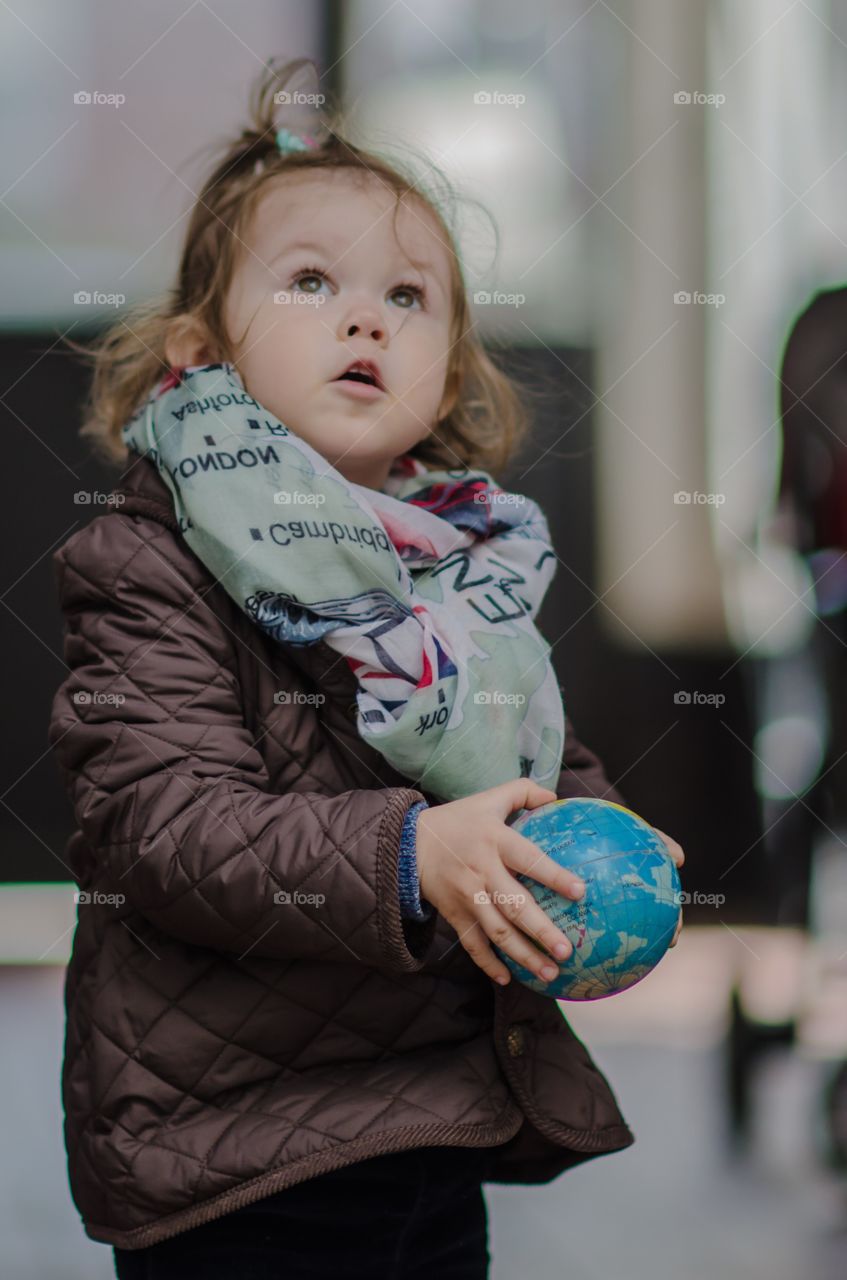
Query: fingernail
[
  {"left": 541, "top": 965, "right": 558, "bottom": 981},
  {"left": 570, "top": 880, "right": 585, "bottom": 898},
  {"left": 553, "top": 942, "right": 570, "bottom": 959}
]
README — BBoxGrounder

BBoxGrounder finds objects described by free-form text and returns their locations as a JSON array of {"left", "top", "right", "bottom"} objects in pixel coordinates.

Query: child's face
[{"left": 222, "top": 170, "right": 456, "bottom": 489}]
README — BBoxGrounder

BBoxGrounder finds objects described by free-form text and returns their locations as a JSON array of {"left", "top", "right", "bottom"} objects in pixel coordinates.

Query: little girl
[{"left": 50, "top": 56, "right": 683, "bottom": 1279}]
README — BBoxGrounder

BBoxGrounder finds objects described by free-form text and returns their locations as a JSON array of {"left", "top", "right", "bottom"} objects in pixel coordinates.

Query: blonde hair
[{"left": 68, "top": 56, "right": 533, "bottom": 477}]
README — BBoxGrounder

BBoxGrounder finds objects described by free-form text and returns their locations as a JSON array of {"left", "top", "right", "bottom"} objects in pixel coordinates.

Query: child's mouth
[
  {"left": 331, "top": 377, "right": 386, "bottom": 400},
  {"left": 332, "top": 360, "right": 386, "bottom": 399}
]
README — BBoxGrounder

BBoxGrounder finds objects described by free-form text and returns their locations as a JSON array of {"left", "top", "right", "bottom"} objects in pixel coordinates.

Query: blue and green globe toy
[{"left": 496, "top": 797, "right": 681, "bottom": 1001}]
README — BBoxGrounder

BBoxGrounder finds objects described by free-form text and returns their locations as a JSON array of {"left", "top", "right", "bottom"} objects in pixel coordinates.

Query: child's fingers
[
  {"left": 454, "top": 917, "right": 513, "bottom": 985},
  {"left": 471, "top": 895, "right": 566, "bottom": 983},
  {"left": 500, "top": 828, "right": 586, "bottom": 901},
  {"left": 483, "top": 871, "right": 573, "bottom": 962},
  {"left": 652, "top": 826, "right": 685, "bottom": 868},
  {"left": 494, "top": 778, "right": 557, "bottom": 819}
]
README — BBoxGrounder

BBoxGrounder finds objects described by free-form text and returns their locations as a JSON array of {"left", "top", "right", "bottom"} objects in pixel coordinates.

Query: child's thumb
[{"left": 502, "top": 778, "right": 557, "bottom": 815}]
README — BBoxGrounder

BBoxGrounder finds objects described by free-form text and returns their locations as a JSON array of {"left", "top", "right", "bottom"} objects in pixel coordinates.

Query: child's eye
[
  {"left": 289, "top": 266, "right": 329, "bottom": 295},
  {"left": 390, "top": 283, "right": 425, "bottom": 309}
]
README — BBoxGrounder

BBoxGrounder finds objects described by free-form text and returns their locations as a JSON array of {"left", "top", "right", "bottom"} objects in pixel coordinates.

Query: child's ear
[{"left": 164, "top": 314, "right": 217, "bottom": 368}]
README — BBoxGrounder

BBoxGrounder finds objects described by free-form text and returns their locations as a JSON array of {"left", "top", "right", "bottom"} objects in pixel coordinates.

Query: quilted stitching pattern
[{"left": 47, "top": 455, "right": 634, "bottom": 1250}]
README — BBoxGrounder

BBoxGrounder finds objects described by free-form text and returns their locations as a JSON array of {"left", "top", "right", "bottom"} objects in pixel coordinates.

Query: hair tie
[
  {"left": 252, "top": 126, "right": 319, "bottom": 175},
  {"left": 275, "top": 127, "right": 318, "bottom": 154}
]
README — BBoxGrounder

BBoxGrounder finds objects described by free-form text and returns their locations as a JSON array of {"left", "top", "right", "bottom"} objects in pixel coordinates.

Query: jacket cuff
[
  {"left": 398, "top": 800, "right": 433, "bottom": 921},
  {"left": 378, "top": 790, "right": 439, "bottom": 970}
]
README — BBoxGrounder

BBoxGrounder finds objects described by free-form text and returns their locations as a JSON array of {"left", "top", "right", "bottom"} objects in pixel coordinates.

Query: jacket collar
[{"left": 108, "top": 452, "right": 180, "bottom": 531}]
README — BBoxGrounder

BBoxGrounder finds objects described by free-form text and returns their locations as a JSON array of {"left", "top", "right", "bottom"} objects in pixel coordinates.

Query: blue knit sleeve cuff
[{"left": 398, "top": 800, "right": 434, "bottom": 921}]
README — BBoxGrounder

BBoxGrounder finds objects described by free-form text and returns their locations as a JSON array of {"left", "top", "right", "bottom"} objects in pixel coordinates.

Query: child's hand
[
  {"left": 651, "top": 827, "right": 685, "bottom": 947},
  {"left": 415, "top": 780, "right": 586, "bottom": 987}
]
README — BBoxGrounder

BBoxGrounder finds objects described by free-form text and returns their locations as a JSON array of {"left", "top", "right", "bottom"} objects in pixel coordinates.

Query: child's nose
[
  {"left": 341, "top": 303, "right": 388, "bottom": 344},
  {"left": 344, "top": 318, "right": 386, "bottom": 342}
]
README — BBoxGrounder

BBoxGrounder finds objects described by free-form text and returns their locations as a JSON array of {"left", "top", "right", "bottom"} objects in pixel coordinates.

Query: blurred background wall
[{"left": 2, "top": 2, "right": 847, "bottom": 1277}]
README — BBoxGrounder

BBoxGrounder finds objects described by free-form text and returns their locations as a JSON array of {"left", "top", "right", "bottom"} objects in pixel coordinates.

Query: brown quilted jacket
[{"left": 47, "top": 452, "right": 634, "bottom": 1250}]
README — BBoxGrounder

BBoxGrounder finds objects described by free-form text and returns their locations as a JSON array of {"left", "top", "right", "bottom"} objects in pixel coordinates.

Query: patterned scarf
[{"left": 122, "top": 362, "right": 564, "bottom": 801}]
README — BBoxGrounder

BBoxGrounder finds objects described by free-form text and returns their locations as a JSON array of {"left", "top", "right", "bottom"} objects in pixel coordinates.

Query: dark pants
[{"left": 113, "top": 1144, "right": 492, "bottom": 1279}]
